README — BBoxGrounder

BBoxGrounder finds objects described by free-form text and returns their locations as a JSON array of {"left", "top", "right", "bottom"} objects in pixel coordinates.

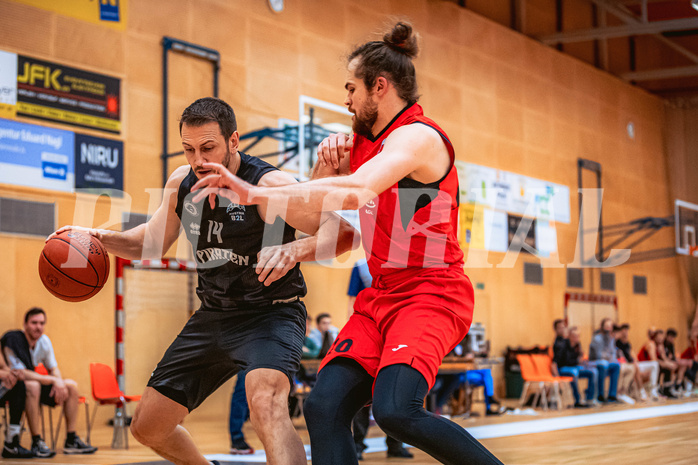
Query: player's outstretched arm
[
  {"left": 48, "top": 166, "right": 187, "bottom": 260},
  {"left": 191, "top": 124, "right": 447, "bottom": 214},
  {"left": 253, "top": 169, "right": 360, "bottom": 286}
]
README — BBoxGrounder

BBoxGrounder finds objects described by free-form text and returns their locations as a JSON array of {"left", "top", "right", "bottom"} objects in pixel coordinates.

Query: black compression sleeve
[
  {"left": 304, "top": 358, "right": 373, "bottom": 465},
  {"left": 373, "top": 364, "right": 503, "bottom": 465}
]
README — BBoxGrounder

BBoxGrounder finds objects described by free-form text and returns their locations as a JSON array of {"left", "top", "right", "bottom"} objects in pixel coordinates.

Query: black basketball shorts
[{"left": 147, "top": 300, "right": 306, "bottom": 411}]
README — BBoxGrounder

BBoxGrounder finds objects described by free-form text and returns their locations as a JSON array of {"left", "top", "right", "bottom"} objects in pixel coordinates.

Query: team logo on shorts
[
  {"left": 184, "top": 201, "right": 198, "bottom": 216},
  {"left": 226, "top": 203, "right": 245, "bottom": 221}
]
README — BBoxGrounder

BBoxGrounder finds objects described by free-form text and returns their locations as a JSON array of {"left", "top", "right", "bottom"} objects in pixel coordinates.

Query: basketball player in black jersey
[{"left": 50, "top": 97, "right": 357, "bottom": 465}]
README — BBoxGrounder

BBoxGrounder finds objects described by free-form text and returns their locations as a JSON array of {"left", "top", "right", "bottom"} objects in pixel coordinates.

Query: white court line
[
  {"left": 206, "top": 402, "right": 698, "bottom": 462},
  {"left": 206, "top": 445, "right": 312, "bottom": 463},
  {"left": 467, "top": 401, "right": 698, "bottom": 439}
]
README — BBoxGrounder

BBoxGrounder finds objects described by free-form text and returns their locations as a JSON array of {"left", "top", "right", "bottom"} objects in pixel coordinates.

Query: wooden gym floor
[{"left": 3, "top": 398, "right": 697, "bottom": 464}]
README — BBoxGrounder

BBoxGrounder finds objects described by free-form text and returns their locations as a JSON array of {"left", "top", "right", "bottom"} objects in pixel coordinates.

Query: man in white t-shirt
[{"left": 1, "top": 308, "right": 96, "bottom": 457}]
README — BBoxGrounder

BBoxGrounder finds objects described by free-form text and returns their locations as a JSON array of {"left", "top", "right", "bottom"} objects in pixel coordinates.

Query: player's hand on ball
[
  {"left": 317, "top": 133, "right": 352, "bottom": 169},
  {"left": 47, "top": 225, "right": 103, "bottom": 243},
  {"left": 191, "top": 163, "right": 255, "bottom": 209},
  {"left": 256, "top": 244, "right": 297, "bottom": 287}
]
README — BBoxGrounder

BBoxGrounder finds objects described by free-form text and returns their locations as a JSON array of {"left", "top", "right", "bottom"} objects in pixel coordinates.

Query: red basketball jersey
[{"left": 350, "top": 103, "right": 463, "bottom": 278}]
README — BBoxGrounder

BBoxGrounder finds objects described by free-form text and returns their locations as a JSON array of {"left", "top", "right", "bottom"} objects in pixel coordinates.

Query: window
[
  {"left": 0, "top": 197, "right": 55, "bottom": 237},
  {"left": 600, "top": 272, "right": 615, "bottom": 292},
  {"left": 633, "top": 275, "right": 647, "bottom": 295},
  {"left": 524, "top": 262, "right": 543, "bottom": 285},
  {"left": 121, "top": 212, "right": 149, "bottom": 231},
  {"left": 567, "top": 268, "right": 584, "bottom": 288}
]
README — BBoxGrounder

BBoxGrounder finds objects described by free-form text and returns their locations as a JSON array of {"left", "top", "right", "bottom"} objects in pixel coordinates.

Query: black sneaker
[
  {"left": 2, "top": 436, "right": 34, "bottom": 459},
  {"left": 31, "top": 437, "right": 56, "bottom": 458},
  {"left": 387, "top": 446, "right": 414, "bottom": 458},
  {"left": 230, "top": 437, "right": 254, "bottom": 455},
  {"left": 63, "top": 435, "right": 97, "bottom": 454},
  {"left": 574, "top": 402, "right": 591, "bottom": 408}
]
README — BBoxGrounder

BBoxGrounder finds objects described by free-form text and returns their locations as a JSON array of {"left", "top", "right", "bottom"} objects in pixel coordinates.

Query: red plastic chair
[
  {"left": 34, "top": 364, "right": 90, "bottom": 449},
  {"left": 88, "top": 363, "right": 141, "bottom": 449}
]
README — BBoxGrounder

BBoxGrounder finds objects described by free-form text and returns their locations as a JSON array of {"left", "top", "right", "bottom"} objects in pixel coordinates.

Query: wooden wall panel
[{"left": 0, "top": 0, "right": 695, "bottom": 418}]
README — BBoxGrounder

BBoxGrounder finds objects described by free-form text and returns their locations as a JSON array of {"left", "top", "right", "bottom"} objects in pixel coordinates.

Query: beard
[
  {"left": 352, "top": 97, "right": 378, "bottom": 138},
  {"left": 222, "top": 147, "right": 232, "bottom": 170},
  {"left": 195, "top": 147, "right": 232, "bottom": 178}
]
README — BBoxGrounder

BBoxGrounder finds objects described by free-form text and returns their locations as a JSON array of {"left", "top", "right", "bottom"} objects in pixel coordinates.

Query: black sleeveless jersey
[{"left": 175, "top": 153, "right": 307, "bottom": 309}]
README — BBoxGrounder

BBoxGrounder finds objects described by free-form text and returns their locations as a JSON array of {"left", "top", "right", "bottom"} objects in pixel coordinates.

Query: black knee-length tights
[{"left": 304, "top": 359, "right": 503, "bottom": 465}]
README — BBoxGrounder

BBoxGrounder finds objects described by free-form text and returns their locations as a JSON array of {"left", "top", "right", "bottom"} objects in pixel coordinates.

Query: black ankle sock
[{"left": 66, "top": 432, "right": 76, "bottom": 443}]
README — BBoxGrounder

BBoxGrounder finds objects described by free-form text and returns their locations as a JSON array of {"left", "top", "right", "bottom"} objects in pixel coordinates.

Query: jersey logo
[
  {"left": 364, "top": 199, "right": 376, "bottom": 215},
  {"left": 196, "top": 247, "right": 250, "bottom": 266},
  {"left": 207, "top": 220, "right": 223, "bottom": 244},
  {"left": 184, "top": 201, "right": 198, "bottom": 216},
  {"left": 391, "top": 344, "right": 408, "bottom": 352},
  {"left": 189, "top": 222, "right": 200, "bottom": 236},
  {"left": 226, "top": 203, "right": 246, "bottom": 221}
]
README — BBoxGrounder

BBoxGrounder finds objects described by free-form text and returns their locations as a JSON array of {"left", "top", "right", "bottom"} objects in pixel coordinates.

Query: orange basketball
[{"left": 38, "top": 230, "right": 110, "bottom": 302}]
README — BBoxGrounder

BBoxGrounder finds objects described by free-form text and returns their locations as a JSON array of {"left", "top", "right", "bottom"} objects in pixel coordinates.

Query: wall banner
[
  {"left": 74, "top": 133, "right": 123, "bottom": 195},
  {"left": 0, "top": 118, "right": 75, "bottom": 192},
  {"left": 0, "top": 51, "right": 18, "bottom": 119},
  {"left": 9, "top": 0, "right": 127, "bottom": 31},
  {"left": 460, "top": 204, "right": 508, "bottom": 252},
  {"left": 16, "top": 54, "right": 121, "bottom": 134},
  {"left": 455, "top": 160, "right": 571, "bottom": 224}
]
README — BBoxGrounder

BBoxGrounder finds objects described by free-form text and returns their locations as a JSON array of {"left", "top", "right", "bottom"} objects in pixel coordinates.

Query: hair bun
[{"left": 383, "top": 21, "right": 419, "bottom": 58}]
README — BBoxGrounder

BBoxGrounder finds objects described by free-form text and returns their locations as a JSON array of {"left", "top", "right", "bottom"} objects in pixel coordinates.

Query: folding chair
[
  {"left": 88, "top": 363, "right": 141, "bottom": 449},
  {"left": 34, "top": 364, "right": 90, "bottom": 450},
  {"left": 530, "top": 354, "right": 575, "bottom": 410}
]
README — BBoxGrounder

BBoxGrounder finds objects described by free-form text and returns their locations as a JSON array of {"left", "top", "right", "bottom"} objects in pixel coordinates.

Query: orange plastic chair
[
  {"left": 516, "top": 354, "right": 553, "bottom": 410},
  {"left": 88, "top": 363, "right": 141, "bottom": 449},
  {"left": 530, "top": 354, "right": 575, "bottom": 410},
  {"left": 34, "top": 364, "right": 90, "bottom": 449},
  {"left": 530, "top": 354, "right": 573, "bottom": 382}
]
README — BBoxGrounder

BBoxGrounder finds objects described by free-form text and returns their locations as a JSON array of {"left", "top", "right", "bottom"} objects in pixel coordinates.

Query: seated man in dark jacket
[
  {"left": 0, "top": 348, "right": 32, "bottom": 459},
  {"left": 552, "top": 320, "right": 596, "bottom": 407}
]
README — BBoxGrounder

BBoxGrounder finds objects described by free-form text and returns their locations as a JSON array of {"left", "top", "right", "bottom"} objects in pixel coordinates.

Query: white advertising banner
[
  {"left": 455, "top": 160, "right": 571, "bottom": 224},
  {"left": 0, "top": 50, "right": 17, "bottom": 118}
]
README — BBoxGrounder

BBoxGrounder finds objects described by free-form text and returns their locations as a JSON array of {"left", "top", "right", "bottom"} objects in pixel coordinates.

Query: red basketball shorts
[{"left": 319, "top": 267, "right": 474, "bottom": 389}]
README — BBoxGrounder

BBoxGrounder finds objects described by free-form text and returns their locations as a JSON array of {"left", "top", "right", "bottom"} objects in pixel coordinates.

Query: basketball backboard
[
  {"left": 276, "top": 96, "right": 351, "bottom": 180},
  {"left": 295, "top": 95, "right": 352, "bottom": 181},
  {"left": 675, "top": 199, "right": 698, "bottom": 256}
]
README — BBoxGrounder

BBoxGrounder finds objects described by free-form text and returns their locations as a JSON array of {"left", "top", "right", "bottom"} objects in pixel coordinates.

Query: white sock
[{"left": 7, "top": 424, "right": 21, "bottom": 442}]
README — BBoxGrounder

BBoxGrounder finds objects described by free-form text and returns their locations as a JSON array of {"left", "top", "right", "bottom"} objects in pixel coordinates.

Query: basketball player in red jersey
[{"left": 192, "top": 22, "right": 502, "bottom": 464}]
